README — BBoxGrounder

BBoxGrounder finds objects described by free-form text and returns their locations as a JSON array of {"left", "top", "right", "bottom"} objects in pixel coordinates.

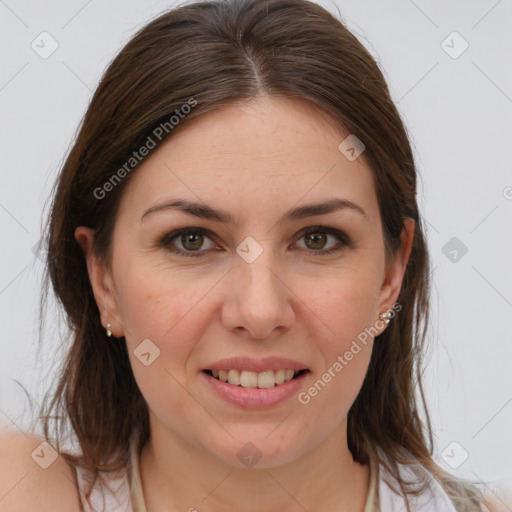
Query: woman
[{"left": 0, "top": 0, "right": 498, "bottom": 510}]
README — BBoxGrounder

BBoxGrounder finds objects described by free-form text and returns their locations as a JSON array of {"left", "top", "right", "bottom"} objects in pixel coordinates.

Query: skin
[{"left": 75, "top": 95, "right": 414, "bottom": 512}]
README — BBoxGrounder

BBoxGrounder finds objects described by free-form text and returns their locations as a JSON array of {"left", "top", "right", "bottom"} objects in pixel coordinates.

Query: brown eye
[
  {"left": 304, "top": 232, "right": 328, "bottom": 250},
  {"left": 159, "top": 228, "right": 217, "bottom": 257},
  {"left": 181, "top": 232, "right": 204, "bottom": 251},
  {"left": 295, "top": 226, "right": 350, "bottom": 256}
]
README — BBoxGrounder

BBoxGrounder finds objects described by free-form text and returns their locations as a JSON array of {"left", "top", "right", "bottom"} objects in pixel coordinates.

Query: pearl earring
[
  {"left": 106, "top": 323, "right": 112, "bottom": 337},
  {"left": 379, "top": 310, "right": 392, "bottom": 325}
]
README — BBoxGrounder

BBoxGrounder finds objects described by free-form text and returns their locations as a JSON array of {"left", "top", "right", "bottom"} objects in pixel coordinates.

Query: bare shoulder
[
  {"left": 0, "top": 429, "right": 81, "bottom": 512},
  {"left": 480, "top": 490, "right": 512, "bottom": 512}
]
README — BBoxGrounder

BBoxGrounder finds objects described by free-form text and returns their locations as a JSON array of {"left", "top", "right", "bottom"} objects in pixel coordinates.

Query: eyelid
[{"left": 296, "top": 225, "right": 351, "bottom": 244}]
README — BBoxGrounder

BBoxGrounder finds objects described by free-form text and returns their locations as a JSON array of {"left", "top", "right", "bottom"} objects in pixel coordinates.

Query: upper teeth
[{"left": 212, "top": 369, "right": 299, "bottom": 388}]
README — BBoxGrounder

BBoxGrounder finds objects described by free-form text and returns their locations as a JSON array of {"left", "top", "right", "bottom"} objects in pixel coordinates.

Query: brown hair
[{"left": 36, "top": 0, "right": 486, "bottom": 509}]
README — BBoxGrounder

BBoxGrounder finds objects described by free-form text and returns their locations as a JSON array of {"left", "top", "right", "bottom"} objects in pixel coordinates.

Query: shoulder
[
  {"left": 479, "top": 482, "right": 512, "bottom": 512},
  {"left": 375, "top": 450, "right": 480, "bottom": 512},
  {"left": 381, "top": 455, "right": 512, "bottom": 512},
  {"left": 0, "top": 429, "right": 81, "bottom": 512}
]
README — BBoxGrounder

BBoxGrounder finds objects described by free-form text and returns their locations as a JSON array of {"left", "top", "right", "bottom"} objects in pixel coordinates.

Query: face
[{"left": 76, "top": 96, "right": 413, "bottom": 469}]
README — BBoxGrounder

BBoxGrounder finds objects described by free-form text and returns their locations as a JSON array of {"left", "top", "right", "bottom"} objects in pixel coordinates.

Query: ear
[
  {"left": 375, "top": 217, "right": 415, "bottom": 331},
  {"left": 74, "top": 226, "right": 124, "bottom": 338}
]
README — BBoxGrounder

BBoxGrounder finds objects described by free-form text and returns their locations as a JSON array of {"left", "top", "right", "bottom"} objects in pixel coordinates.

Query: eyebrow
[{"left": 140, "top": 197, "right": 368, "bottom": 225}]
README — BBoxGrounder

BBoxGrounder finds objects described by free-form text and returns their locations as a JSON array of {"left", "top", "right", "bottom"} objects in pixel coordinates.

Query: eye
[
  {"left": 294, "top": 226, "right": 350, "bottom": 256},
  {"left": 158, "top": 227, "right": 218, "bottom": 257}
]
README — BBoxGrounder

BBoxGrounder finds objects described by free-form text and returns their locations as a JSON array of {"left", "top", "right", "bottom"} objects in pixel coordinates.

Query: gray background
[{"left": 0, "top": 0, "right": 511, "bottom": 493}]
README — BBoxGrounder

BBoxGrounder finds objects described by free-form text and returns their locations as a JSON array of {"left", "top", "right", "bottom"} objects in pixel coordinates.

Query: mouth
[{"left": 202, "top": 369, "right": 310, "bottom": 389}]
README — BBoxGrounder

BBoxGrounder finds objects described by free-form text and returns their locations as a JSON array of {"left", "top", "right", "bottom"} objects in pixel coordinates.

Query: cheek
[
  {"left": 295, "top": 347, "right": 373, "bottom": 444},
  {"left": 113, "top": 265, "right": 217, "bottom": 387},
  {"left": 114, "top": 271, "right": 203, "bottom": 425},
  {"left": 113, "top": 261, "right": 208, "bottom": 342},
  {"left": 299, "top": 329, "right": 374, "bottom": 428},
  {"left": 307, "top": 267, "right": 382, "bottom": 343},
  {"left": 298, "top": 268, "right": 379, "bottom": 411}
]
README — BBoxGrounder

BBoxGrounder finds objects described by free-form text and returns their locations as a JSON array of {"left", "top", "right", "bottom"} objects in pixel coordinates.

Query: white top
[{"left": 76, "top": 433, "right": 458, "bottom": 512}]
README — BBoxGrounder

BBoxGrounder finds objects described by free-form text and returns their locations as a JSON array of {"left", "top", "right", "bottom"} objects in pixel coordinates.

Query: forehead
[{"left": 117, "top": 96, "right": 379, "bottom": 226}]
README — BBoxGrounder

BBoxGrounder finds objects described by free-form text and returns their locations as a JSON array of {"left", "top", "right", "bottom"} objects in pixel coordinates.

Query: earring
[
  {"left": 379, "top": 310, "right": 392, "bottom": 325},
  {"left": 106, "top": 322, "right": 112, "bottom": 337}
]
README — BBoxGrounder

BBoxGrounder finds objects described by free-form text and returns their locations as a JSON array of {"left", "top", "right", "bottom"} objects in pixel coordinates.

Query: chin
[{"left": 205, "top": 434, "right": 307, "bottom": 470}]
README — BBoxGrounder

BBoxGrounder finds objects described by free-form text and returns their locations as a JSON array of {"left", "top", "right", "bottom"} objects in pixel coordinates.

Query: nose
[{"left": 220, "top": 247, "right": 295, "bottom": 340}]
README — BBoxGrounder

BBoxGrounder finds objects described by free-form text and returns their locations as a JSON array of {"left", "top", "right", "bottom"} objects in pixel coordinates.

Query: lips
[{"left": 200, "top": 356, "right": 310, "bottom": 407}]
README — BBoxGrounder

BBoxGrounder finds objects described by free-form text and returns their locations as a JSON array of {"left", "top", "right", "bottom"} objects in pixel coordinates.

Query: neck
[{"left": 139, "top": 418, "right": 370, "bottom": 512}]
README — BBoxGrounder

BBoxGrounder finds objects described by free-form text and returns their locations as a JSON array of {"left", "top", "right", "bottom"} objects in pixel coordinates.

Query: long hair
[{"left": 36, "top": 0, "right": 486, "bottom": 509}]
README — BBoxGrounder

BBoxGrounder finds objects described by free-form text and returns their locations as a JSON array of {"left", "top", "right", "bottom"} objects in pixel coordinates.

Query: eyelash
[{"left": 157, "top": 226, "right": 351, "bottom": 258}]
